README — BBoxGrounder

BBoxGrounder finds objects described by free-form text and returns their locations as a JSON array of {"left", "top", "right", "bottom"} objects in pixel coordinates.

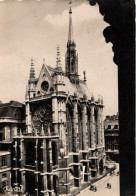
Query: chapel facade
[{"left": 12, "top": 3, "right": 105, "bottom": 196}]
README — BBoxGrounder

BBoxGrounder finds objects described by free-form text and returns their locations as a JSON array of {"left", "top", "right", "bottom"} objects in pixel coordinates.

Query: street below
[{"left": 79, "top": 173, "right": 119, "bottom": 196}]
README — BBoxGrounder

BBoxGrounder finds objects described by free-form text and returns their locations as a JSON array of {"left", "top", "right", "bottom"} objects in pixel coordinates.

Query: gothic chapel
[{"left": 13, "top": 3, "right": 105, "bottom": 196}]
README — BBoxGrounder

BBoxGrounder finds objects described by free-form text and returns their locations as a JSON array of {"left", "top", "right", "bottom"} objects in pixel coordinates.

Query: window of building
[
  {"left": 107, "top": 125, "right": 111, "bottom": 129},
  {"left": 2, "top": 181, "right": 6, "bottom": 189},
  {"left": 2, "top": 173, "right": 7, "bottom": 178},
  {"left": 114, "top": 124, "right": 118, "bottom": 129},
  {"left": 52, "top": 141, "right": 58, "bottom": 166},
  {"left": 0, "top": 132, "right": 5, "bottom": 141},
  {"left": 25, "top": 142, "right": 35, "bottom": 166},
  {"left": 2, "top": 157, "right": 6, "bottom": 167},
  {"left": 108, "top": 138, "right": 111, "bottom": 144},
  {"left": 115, "top": 145, "right": 118, "bottom": 150},
  {"left": 106, "top": 145, "right": 108, "bottom": 150},
  {"left": 0, "top": 133, "right": 3, "bottom": 141},
  {"left": 83, "top": 154, "right": 87, "bottom": 160},
  {"left": 111, "top": 145, "right": 114, "bottom": 150}
]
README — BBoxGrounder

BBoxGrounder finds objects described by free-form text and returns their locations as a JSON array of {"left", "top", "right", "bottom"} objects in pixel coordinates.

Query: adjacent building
[
  {"left": 0, "top": 101, "right": 25, "bottom": 193},
  {"left": 0, "top": 151, "right": 11, "bottom": 192},
  {"left": 104, "top": 113, "right": 119, "bottom": 162},
  {"left": 12, "top": 4, "right": 105, "bottom": 196}
]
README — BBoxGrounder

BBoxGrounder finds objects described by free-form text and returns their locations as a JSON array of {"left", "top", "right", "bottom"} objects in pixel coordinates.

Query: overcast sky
[{"left": 0, "top": 0, "right": 118, "bottom": 116}]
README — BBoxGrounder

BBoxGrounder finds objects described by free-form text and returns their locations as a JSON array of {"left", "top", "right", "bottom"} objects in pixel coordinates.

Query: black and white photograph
[{"left": 0, "top": 0, "right": 134, "bottom": 196}]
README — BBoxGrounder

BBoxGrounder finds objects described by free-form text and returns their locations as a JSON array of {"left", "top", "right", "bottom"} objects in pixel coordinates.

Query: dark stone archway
[
  {"left": 52, "top": 141, "right": 58, "bottom": 166},
  {"left": 99, "top": 159, "right": 104, "bottom": 175},
  {"left": 53, "top": 175, "right": 59, "bottom": 195},
  {"left": 25, "top": 172, "right": 36, "bottom": 195},
  {"left": 88, "top": 1, "right": 135, "bottom": 195}
]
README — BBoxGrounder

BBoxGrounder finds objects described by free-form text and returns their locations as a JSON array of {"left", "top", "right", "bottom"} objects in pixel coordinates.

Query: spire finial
[
  {"left": 98, "top": 94, "right": 101, "bottom": 103},
  {"left": 69, "top": 0, "right": 72, "bottom": 13},
  {"left": 56, "top": 45, "right": 62, "bottom": 68},
  {"left": 43, "top": 58, "right": 45, "bottom": 65},
  {"left": 31, "top": 57, "right": 33, "bottom": 63},
  {"left": 25, "top": 86, "right": 28, "bottom": 100},
  {"left": 91, "top": 93, "right": 95, "bottom": 102},
  {"left": 29, "top": 57, "right": 35, "bottom": 80},
  {"left": 101, "top": 96, "right": 103, "bottom": 104},
  {"left": 83, "top": 71, "right": 86, "bottom": 82},
  {"left": 68, "top": 0, "right": 73, "bottom": 42}
]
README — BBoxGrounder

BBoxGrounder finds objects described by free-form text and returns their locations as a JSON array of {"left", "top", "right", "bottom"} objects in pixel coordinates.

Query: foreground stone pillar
[
  {"left": 41, "top": 175, "right": 48, "bottom": 196},
  {"left": 73, "top": 98, "right": 79, "bottom": 152},
  {"left": 97, "top": 107, "right": 101, "bottom": 147},
  {"left": 35, "top": 139, "right": 38, "bottom": 171},
  {"left": 20, "top": 138, "right": 26, "bottom": 193},
  {"left": 52, "top": 94, "right": 59, "bottom": 134},
  {"left": 26, "top": 102, "right": 32, "bottom": 133},
  {"left": 90, "top": 104, "right": 96, "bottom": 149},
  {"left": 48, "top": 140, "right": 53, "bottom": 172},
  {"left": 20, "top": 138, "right": 25, "bottom": 168},
  {"left": 20, "top": 171, "right": 26, "bottom": 194},
  {"left": 100, "top": 107, "right": 105, "bottom": 147},
  {"left": 42, "top": 139, "right": 47, "bottom": 173},
  {"left": 82, "top": 102, "right": 87, "bottom": 150},
  {"left": 13, "top": 139, "right": 18, "bottom": 186},
  {"left": 58, "top": 98, "right": 67, "bottom": 154},
  {"left": 35, "top": 139, "right": 38, "bottom": 196}
]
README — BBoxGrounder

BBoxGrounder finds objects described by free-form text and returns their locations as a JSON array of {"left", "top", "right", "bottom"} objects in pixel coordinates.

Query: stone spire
[
  {"left": 68, "top": 0, "right": 73, "bottom": 43},
  {"left": 29, "top": 57, "right": 35, "bottom": 80},
  {"left": 65, "top": 0, "right": 79, "bottom": 84}
]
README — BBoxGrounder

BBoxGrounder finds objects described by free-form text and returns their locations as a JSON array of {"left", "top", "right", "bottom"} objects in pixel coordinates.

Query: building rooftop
[
  {"left": 0, "top": 101, "right": 25, "bottom": 119},
  {"left": 105, "top": 113, "right": 119, "bottom": 120},
  {"left": 0, "top": 100, "right": 24, "bottom": 108}
]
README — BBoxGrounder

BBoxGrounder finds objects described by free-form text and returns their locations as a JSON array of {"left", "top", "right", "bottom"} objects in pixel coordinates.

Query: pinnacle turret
[
  {"left": 54, "top": 45, "right": 63, "bottom": 74},
  {"left": 43, "top": 58, "right": 46, "bottom": 65},
  {"left": 98, "top": 95, "right": 101, "bottom": 104},
  {"left": 101, "top": 96, "right": 104, "bottom": 105},
  {"left": 56, "top": 45, "right": 62, "bottom": 69},
  {"left": 91, "top": 93, "right": 95, "bottom": 102},
  {"left": 29, "top": 57, "right": 35, "bottom": 80},
  {"left": 83, "top": 71, "right": 86, "bottom": 82}
]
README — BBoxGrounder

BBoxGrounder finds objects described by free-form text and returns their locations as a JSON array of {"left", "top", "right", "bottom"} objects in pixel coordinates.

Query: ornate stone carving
[{"left": 32, "top": 104, "right": 52, "bottom": 134}]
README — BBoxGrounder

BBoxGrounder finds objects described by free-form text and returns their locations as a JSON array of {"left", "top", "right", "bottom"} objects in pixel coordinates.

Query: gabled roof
[
  {"left": 47, "top": 65, "right": 56, "bottom": 76},
  {"left": 47, "top": 65, "right": 91, "bottom": 99},
  {"left": 33, "top": 63, "right": 92, "bottom": 100},
  {"left": 61, "top": 75, "right": 91, "bottom": 99},
  {"left": 47, "top": 65, "right": 65, "bottom": 76}
]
